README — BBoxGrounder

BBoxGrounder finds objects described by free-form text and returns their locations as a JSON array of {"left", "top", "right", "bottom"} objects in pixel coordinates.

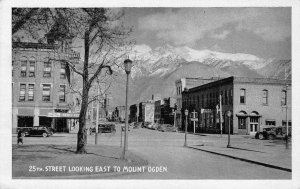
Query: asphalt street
[
  {"left": 12, "top": 124, "right": 291, "bottom": 179},
  {"left": 93, "top": 124, "right": 291, "bottom": 179}
]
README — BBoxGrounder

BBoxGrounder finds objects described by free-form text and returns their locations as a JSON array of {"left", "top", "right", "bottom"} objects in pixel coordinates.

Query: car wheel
[
  {"left": 268, "top": 134, "right": 275, "bottom": 140},
  {"left": 42, "top": 133, "right": 48, "bottom": 137},
  {"left": 258, "top": 133, "right": 264, "bottom": 140}
]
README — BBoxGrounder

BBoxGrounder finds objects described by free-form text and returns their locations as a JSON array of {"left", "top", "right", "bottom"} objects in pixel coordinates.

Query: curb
[{"left": 187, "top": 146, "right": 292, "bottom": 172}]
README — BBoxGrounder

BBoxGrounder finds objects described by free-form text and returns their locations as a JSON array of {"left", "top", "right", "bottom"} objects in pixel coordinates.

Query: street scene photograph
[{"left": 2, "top": 4, "right": 297, "bottom": 187}]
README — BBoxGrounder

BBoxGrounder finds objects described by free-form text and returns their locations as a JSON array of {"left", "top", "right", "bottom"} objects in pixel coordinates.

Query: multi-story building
[
  {"left": 12, "top": 42, "right": 80, "bottom": 133},
  {"left": 175, "top": 77, "right": 222, "bottom": 129},
  {"left": 182, "top": 76, "right": 291, "bottom": 135}
]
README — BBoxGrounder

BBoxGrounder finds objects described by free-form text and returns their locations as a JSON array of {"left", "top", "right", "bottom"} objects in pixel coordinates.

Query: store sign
[
  {"left": 200, "top": 109, "right": 212, "bottom": 114},
  {"left": 48, "top": 112, "right": 79, "bottom": 118}
]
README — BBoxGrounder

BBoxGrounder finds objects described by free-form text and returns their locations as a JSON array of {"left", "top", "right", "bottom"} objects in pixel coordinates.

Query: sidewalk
[{"left": 187, "top": 133, "right": 291, "bottom": 171}]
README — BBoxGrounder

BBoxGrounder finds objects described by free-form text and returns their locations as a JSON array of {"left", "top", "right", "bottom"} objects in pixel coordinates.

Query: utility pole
[
  {"left": 284, "top": 68, "right": 289, "bottom": 149},
  {"left": 227, "top": 110, "right": 232, "bottom": 148},
  {"left": 95, "top": 84, "right": 100, "bottom": 145}
]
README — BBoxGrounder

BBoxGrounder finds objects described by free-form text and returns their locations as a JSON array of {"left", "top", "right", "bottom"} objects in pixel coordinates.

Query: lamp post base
[{"left": 227, "top": 144, "right": 231, "bottom": 148}]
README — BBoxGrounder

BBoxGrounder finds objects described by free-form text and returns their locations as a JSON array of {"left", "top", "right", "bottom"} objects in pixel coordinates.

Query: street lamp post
[
  {"left": 184, "top": 109, "right": 188, "bottom": 147},
  {"left": 121, "top": 58, "right": 133, "bottom": 159},
  {"left": 227, "top": 110, "right": 232, "bottom": 148}
]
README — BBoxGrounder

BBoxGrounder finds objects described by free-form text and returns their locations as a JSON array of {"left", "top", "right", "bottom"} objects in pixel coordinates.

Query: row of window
[
  {"left": 18, "top": 84, "right": 66, "bottom": 102},
  {"left": 238, "top": 118, "right": 292, "bottom": 129},
  {"left": 16, "top": 60, "right": 66, "bottom": 79},
  {"left": 239, "top": 89, "right": 287, "bottom": 106},
  {"left": 176, "top": 86, "right": 183, "bottom": 96},
  {"left": 184, "top": 89, "right": 233, "bottom": 108},
  {"left": 183, "top": 88, "right": 287, "bottom": 108}
]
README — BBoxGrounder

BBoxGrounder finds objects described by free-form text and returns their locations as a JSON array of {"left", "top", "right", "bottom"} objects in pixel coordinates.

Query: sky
[{"left": 122, "top": 7, "right": 291, "bottom": 59}]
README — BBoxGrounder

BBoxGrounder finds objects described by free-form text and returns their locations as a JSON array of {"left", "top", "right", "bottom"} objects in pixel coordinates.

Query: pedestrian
[{"left": 17, "top": 130, "right": 23, "bottom": 145}]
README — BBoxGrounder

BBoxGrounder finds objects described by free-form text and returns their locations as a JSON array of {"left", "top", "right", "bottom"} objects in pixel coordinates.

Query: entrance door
[{"left": 249, "top": 117, "right": 259, "bottom": 135}]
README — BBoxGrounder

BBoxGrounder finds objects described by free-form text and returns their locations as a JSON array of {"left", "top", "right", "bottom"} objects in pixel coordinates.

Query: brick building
[
  {"left": 12, "top": 42, "right": 80, "bottom": 133},
  {"left": 182, "top": 76, "right": 291, "bottom": 135},
  {"left": 175, "top": 77, "right": 222, "bottom": 129}
]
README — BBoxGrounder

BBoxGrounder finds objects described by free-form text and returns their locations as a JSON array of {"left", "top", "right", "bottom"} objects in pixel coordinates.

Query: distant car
[
  {"left": 98, "top": 123, "right": 116, "bottom": 133},
  {"left": 157, "top": 124, "right": 177, "bottom": 132},
  {"left": 27, "top": 126, "right": 52, "bottom": 137},
  {"left": 133, "top": 122, "right": 142, "bottom": 129},
  {"left": 143, "top": 122, "right": 152, "bottom": 128},
  {"left": 255, "top": 126, "right": 291, "bottom": 140}
]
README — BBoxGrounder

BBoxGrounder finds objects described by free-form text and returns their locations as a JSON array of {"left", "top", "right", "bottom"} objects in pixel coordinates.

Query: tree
[{"left": 12, "top": 8, "right": 132, "bottom": 154}]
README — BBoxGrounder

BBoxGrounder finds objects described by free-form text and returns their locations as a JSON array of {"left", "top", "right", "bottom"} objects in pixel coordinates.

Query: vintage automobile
[
  {"left": 27, "top": 126, "right": 52, "bottom": 137},
  {"left": 255, "top": 126, "right": 291, "bottom": 140},
  {"left": 98, "top": 123, "right": 116, "bottom": 133},
  {"left": 18, "top": 126, "right": 53, "bottom": 137}
]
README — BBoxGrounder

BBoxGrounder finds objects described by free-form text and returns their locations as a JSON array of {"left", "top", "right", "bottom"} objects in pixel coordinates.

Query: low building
[{"left": 182, "top": 76, "right": 291, "bottom": 135}]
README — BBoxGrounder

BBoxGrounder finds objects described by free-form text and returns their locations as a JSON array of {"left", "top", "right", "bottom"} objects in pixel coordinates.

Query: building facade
[
  {"left": 175, "top": 77, "right": 222, "bottom": 130},
  {"left": 182, "top": 76, "right": 291, "bottom": 135},
  {"left": 12, "top": 42, "right": 80, "bottom": 133}
]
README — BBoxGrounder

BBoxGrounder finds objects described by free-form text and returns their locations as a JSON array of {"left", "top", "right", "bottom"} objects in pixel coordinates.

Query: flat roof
[{"left": 187, "top": 76, "right": 291, "bottom": 93}]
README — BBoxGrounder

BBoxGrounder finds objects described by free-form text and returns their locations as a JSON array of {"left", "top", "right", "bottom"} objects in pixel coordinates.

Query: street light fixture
[
  {"left": 121, "top": 58, "right": 132, "bottom": 159},
  {"left": 184, "top": 109, "right": 188, "bottom": 147}
]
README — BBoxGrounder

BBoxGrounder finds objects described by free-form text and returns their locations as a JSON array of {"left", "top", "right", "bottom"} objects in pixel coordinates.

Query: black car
[
  {"left": 255, "top": 126, "right": 291, "bottom": 140},
  {"left": 27, "top": 126, "right": 52, "bottom": 137},
  {"left": 96, "top": 123, "right": 116, "bottom": 133}
]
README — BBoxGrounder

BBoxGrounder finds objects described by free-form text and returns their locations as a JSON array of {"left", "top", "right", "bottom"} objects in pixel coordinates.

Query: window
[
  {"left": 43, "top": 62, "right": 51, "bottom": 77},
  {"left": 229, "top": 89, "right": 233, "bottom": 105},
  {"left": 21, "top": 60, "right": 27, "bottom": 77},
  {"left": 60, "top": 63, "right": 66, "bottom": 79},
  {"left": 238, "top": 117, "right": 246, "bottom": 129},
  {"left": 262, "top": 90, "right": 268, "bottom": 105},
  {"left": 281, "top": 90, "right": 287, "bottom": 106},
  {"left": 240, "top": 89, "right": 246, "bottom": 104},
  {"left": 28, "top": 84, "right": 34, "bottom": 101},
  {"left": 19, "top": 84, "right": 26, "bottom": 101},
  {"left": 201, "top": 95, "right": 204, "bottom": 107},
  {"left": 42, "top": 84, "right": 51, "bottom": 101},
  {"left": 29, "top": 58, "right": 35, "bottom": 77},
  {"left": 59, "top": 85, "right": 66, "bottom": 102},
  {"left": 266, "top": 120, "right": 276, "bottom": 126},
  {"left": 282, "top": 120, "right": 292, "bottom": 127}
]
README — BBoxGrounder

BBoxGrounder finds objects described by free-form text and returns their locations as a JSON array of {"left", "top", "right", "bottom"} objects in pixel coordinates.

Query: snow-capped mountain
[
  {"left": 129, "top": 44, "right": 271, "bottom": 78},
  {"left": 108, "top": 44, "right": 291, "bottom": 107}
]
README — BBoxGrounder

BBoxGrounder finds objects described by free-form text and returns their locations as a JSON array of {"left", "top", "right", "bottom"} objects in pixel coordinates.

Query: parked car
[
  {"left": 143, "top": 122, "right": 152, "bottom": 128},
  {"left": 133, "top": 122, "right": 142, "bottom": 129},
  {"left": 27, "top": 126, "right": 52, "bottom": 137},
  {"left": 98, "top": 123, "right": 116, "bottom": 133},
  {"left": 255, "top": 126, "right": 291, "bottom": 140},
  {"left": 157, "top": 124, "right": 177, "bottom": 132}
]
